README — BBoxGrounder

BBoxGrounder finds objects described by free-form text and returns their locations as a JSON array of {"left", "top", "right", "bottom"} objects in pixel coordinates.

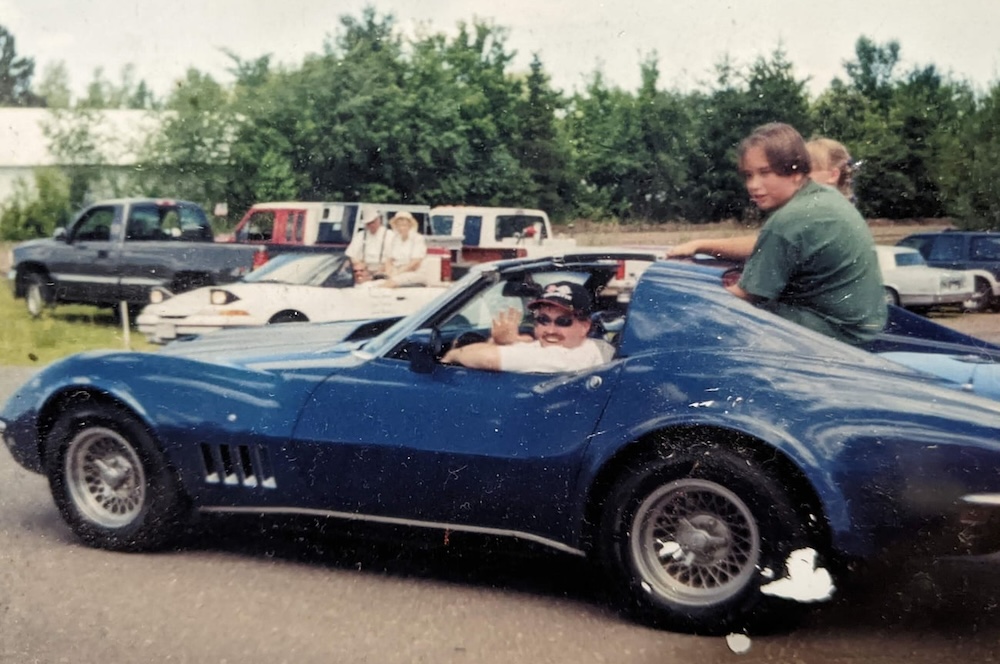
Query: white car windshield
[{"left": 244, "top": 253, "right": 351, "bottom": 286}]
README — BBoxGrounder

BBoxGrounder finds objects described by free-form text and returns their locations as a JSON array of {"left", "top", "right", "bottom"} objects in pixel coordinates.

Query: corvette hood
[{"left": 157, "top": 318, "right": 381, "bottom": 366}]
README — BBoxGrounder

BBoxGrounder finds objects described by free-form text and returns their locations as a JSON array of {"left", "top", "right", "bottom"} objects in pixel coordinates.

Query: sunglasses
[{"left": 533, "top": 313, "right": 577, "bottom": 328}]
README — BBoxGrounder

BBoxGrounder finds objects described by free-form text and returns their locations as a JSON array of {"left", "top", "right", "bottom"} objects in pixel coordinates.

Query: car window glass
[
  {"left": 898, "top": 236, "right": 931, "bottom": 257},
  {"left": 442, "top": 278, "right": 522, "bottom": 331},
  {"left": 928, "top": 236, "right": 963, "bottom": 261},
  {"left": 161, "top": 210, "right": 182, "bottom": 238},
  {"left": 971, "top": 236, "right": 1000, "bottom": 260},
  {"left": 430, "top": 214, "right": 454, "bottom": 236},
  {"left": 244, "top": 253, "right": 348, "bottom": 286},
  {"left": 495, "top": 214, "right": 547, "bottom": 240},
  {"left": 895, "top": 251, "right": 924, "bottom": 267},
  {"left": 240, "top": 211, "right": 275, "bottom": 242},
  {"left": 126, "top": 205, "right": 160, "bottom": 240},
  {"left": 463, "top": 216, "right": 482, "bottom": 246},
  {"left": 439, "top": 270, "right": 591, "bottom": 332},
  {"left": 73, "top": 207, "right": 115, "bottom": 241}
]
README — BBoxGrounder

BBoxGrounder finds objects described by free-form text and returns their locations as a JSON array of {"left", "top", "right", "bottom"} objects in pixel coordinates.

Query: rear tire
[
  {"left": 598, "top": 444, "right": 814, "bottom": 634},
  {"left": 45, "top": 404, "right": 188, "bottom": 551}
]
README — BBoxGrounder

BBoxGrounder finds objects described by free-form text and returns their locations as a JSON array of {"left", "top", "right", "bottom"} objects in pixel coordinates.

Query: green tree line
[{"left": 2, "top": 9, "right": 999, "bottom": 240}]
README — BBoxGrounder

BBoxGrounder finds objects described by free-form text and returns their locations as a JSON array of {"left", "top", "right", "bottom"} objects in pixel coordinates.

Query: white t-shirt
[
  {"left": 345, "top": 226, "right": 394, "bottom": 270},
  {"left": 497, "top": 339, "right": 615, "bottom": 373},
  {"left": 386, "top": 232, "right": 427, "bottom": 270}
]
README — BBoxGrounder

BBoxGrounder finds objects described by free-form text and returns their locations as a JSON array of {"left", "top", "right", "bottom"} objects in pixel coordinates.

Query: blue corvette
[{"left": 3, "top": 251, "right": 1000, "bottom": 633}]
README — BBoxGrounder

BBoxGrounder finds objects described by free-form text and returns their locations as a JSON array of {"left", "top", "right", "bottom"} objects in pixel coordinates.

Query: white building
[{"left": 0, "top": 107, "right": 160, "bottom": 203}]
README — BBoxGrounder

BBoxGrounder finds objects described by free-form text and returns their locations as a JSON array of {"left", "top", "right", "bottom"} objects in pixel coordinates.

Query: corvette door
[{"left": 291, "top": 356, "right": 623, "bottom": 537}]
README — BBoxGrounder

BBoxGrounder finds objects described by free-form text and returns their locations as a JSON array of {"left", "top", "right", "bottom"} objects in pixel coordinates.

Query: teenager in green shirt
[{"left": 668, "top": 122, "right": 887, "bottom": 345}]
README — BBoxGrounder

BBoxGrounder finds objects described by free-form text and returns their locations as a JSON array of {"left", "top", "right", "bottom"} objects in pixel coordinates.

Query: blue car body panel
[{"left": 4, "top": 257, "right": 1000, "bottom": 561}]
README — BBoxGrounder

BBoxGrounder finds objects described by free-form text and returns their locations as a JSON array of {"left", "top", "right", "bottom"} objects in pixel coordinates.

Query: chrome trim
[
  {"left": 961, "top": 493, "right": 1000, "bottom": 506},
  {"left": 198, "top": 505, "right": 586, "bottom": 556}
]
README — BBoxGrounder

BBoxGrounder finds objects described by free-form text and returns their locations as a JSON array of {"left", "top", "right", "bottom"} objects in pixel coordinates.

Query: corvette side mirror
[{"left": 406, "top": 329, "right": 443, "bottom": 374}]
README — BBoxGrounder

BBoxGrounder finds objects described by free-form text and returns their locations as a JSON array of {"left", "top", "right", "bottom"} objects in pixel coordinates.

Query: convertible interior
[{"left": 403, "top": 258, "right": 650, "bottom": 363}]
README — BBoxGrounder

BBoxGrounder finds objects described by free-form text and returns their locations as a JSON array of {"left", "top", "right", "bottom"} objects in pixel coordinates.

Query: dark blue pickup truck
[{"left": 8, "top": 198, "right": 262, "bottom": 317}]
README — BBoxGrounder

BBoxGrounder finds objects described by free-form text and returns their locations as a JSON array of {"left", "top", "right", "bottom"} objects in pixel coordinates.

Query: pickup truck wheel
[
  {"left": 45, "top": 403, "right": 188, "bottom": 552},
  {"left": 25, "top": 273, "right": 53, "bottom": 317},
  {"left": 598, "top": 446, "right": 814, "bottom": 634}
]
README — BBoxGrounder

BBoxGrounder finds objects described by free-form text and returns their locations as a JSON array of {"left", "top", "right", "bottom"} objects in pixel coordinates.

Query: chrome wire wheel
[
  {"left": 629, "top": 478, "right": 760, "bottom": 607},
  {"left": 65, "top": 426, "right": 147, "bottom": 529}
]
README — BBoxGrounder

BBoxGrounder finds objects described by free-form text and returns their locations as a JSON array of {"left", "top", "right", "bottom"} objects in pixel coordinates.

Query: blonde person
[
  {"left": 378, "top": 212, "right": 428, "bottom": 287},
  {"left": 667, "top": 122, "right": 886, "bottom": 346},
  {"left": 807, "top": 137, "right": 856, "bottom": 201}
]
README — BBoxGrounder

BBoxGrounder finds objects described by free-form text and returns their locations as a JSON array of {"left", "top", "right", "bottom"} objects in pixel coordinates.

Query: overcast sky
[{"left": 3, "top": 0, "right": 999, "bottom": 100}]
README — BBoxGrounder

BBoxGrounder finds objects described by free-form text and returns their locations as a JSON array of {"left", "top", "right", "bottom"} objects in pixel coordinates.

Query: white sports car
[{"left": 136, "top": 252, "right": 449, "bottom": 343}]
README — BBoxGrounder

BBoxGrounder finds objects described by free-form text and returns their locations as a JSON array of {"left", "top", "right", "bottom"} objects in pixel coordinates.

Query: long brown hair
[{"left": 738, "top": 123, "right": 811, "bottom": 177}]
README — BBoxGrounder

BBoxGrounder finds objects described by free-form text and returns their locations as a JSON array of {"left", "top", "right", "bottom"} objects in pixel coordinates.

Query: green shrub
[{"left": 0, "top": 168, "right": 73, "bottom": 241}]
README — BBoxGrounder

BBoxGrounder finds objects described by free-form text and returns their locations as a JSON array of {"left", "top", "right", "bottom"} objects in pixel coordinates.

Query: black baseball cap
[{"left": 527, "top": 281, "right": 592, "bottom": 315}]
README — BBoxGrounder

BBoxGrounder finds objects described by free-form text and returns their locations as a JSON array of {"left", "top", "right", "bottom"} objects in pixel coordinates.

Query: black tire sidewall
[
  {"left": 269, "top": 311, "right": 308, "bottom": 324},
  {"left": 45, "top": 404, "right": 186, "bottom": 551},
  {"left": 599, "top": 445, "right": 808, "bottom": 633}
]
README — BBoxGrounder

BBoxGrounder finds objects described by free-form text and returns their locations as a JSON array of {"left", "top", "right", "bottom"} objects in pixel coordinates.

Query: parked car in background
[
  {"left": 897, "top": 231, "right": 1000, "bottom": 312},
  {"left": 876, "top": 245, "right": 972, "bottom": 311},
  {"left": 7, "top": 198, "right": 260, "bottom": 317},
  {"left": 135, "top": 252, "right": 449, "bottom": 344},
  {"left": 6, "top": 250, "right": 1000, "bottom": 634}
]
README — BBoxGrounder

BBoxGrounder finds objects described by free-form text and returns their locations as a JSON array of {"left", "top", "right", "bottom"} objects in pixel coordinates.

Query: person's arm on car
[
  {"left": 441, "top": 342, "right": 501, "bottom": 370},
  {"left": 667, "top": 236, "right": 758, "bottom": 261}
]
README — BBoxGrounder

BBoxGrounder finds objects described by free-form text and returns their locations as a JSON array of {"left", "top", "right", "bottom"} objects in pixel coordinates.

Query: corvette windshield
[{"left": 243, "top": 253, "right": 351, "bottom": 286}]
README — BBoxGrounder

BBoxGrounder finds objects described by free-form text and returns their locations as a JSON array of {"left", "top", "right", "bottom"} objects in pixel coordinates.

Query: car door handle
[{"left": 97, "top": 250, "right": 109, "bottom": 258}]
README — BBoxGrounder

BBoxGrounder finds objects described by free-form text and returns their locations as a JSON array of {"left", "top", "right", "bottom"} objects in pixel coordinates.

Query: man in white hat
[{"left": 345, "top": 207, "right": 394, "bottom": 282}]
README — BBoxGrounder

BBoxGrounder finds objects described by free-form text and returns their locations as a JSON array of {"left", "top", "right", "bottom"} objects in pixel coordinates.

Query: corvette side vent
[{"left": 200, "top": 443, "right": 277, "bottom": 489}]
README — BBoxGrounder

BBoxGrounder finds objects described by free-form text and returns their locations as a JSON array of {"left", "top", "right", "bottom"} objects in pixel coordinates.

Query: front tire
[
  {"left": 599, "top": 445, "right": 811, "bottom": 633},
  {"left": 46, "top": 404, "right": 188, "bottom": 551}
]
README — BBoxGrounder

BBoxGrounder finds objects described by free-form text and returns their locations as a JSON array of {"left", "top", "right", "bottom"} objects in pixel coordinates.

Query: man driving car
[{"left": 440, "top": 281, "right": 614, "bottom": 373}]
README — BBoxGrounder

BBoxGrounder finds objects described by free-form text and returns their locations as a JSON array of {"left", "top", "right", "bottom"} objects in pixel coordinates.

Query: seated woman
[{"left": 377, "top": 212, "right": 428, "bottom": 287}]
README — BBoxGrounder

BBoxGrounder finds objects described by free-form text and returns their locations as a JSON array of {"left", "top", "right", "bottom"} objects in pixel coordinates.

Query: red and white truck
[
  {"left": 224, "top": 201, "right": 456, "bottom": 282},
  {"left": 225, "top": 202, "right": 582, "bottom": 281}
]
